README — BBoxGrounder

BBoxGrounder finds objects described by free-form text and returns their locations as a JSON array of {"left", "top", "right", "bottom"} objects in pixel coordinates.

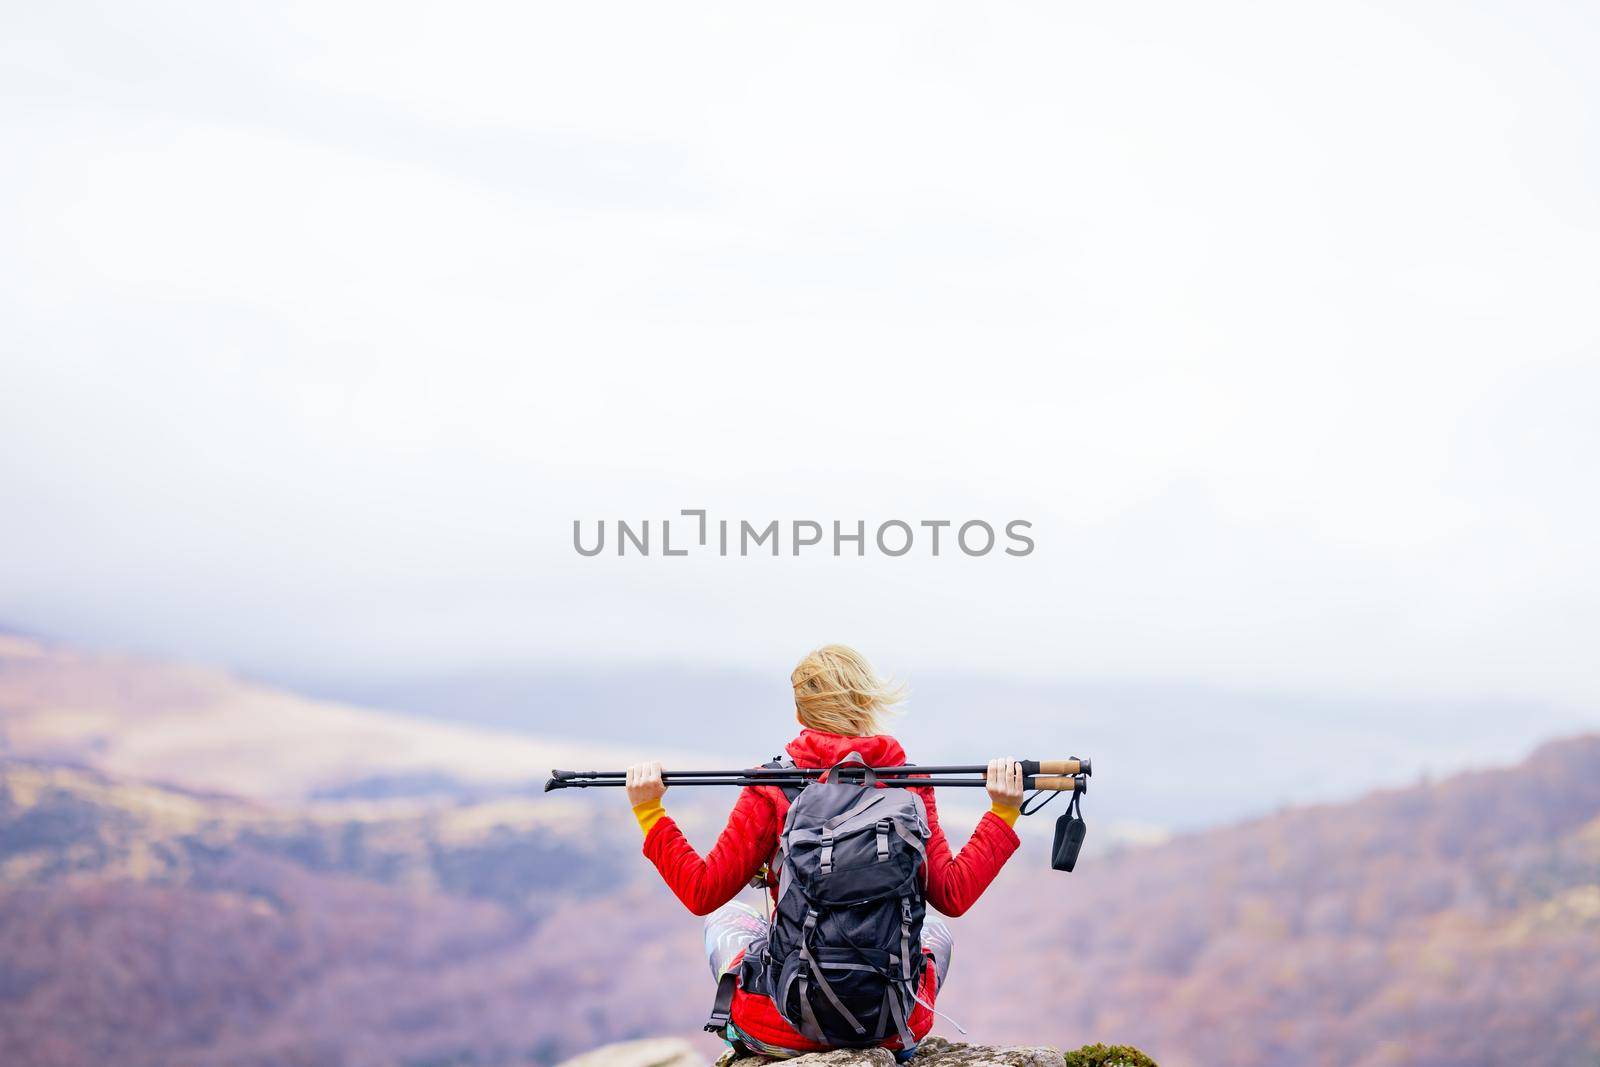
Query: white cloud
[{"left": 1, "top": 0, "right": 1597, "bottom": 712}]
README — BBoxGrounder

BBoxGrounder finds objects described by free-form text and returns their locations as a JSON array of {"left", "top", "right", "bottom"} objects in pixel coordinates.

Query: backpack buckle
[{"left": 703, "top": 971, "right": 738, "bottom": 1034}]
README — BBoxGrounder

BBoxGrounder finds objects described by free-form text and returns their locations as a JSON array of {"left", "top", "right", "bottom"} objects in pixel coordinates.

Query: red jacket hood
[{"left": 784, "top": 729, "right": 907, "bottom": 770}]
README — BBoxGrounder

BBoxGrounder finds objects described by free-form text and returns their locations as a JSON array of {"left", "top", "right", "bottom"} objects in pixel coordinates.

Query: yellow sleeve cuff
[
  {"left": 633, "top": 798, "right": 666, "bottom": 835},
  {"left": 989, "top": 802, "right": 1021, "bottom": 828}
]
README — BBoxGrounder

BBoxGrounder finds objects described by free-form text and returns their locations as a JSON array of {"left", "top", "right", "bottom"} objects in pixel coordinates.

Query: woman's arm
[
  {"left": 918, "top": 758, "right": 1025, "bottom": 917},
  {"left": 625, "top": 761, "right": 777, "bottom": 916}
]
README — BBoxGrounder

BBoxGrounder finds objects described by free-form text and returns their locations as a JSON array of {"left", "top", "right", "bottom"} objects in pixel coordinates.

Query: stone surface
[
  {"left": 555, "top": 1037, "right": 704, "bottom": 1067},
  {"left": 561, "top": 1034, "right": 1073, "bottom": 1067},
  {"left": 728, "top": 1036, "right": 1064, "bottom": 1067}
]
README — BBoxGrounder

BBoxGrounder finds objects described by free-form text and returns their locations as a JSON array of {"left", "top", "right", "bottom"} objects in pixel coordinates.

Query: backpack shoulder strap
[
  {"left": 748, "top": 756, "right": 802, "bottom": 890},
  {"left": 761, "top": 755, "right": 803, "bottom": 803}
]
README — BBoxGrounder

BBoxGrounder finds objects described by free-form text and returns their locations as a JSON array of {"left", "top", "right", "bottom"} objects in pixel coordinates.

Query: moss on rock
[{"left": 1062, "top": 1042, "right": 1157, "bottom": 1067}]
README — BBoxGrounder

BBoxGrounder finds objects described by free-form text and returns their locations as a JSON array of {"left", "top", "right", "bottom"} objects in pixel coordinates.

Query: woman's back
[
  {"left": 636, "top": 727, "right": 1021, "bottom": 918},
  {"left": 620, "top": 645, "right": 1027, "bottom": 1055}
]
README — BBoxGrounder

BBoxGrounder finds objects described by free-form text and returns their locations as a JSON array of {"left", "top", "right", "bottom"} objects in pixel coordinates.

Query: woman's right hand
[
  {"left": 986, "top": 758, "right": 1024, "bottom": 810},
  {"left": 625, "top": 761, "right": 667, "bottom": 807}
]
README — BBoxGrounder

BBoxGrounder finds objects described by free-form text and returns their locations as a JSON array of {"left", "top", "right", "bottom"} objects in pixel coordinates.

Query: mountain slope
[
  {"left": 944, "top": 736, "right": 1600, "bottom": 1067},
  {"left": 2, "top": 634, "right": 1598, "bottom": 1066},
  {"left": 0, "top": 755, "right": 688, "bottom": 1067},
  {"left": 5, "top": 736, "right": 1599, "bottom": 1066},
  {"left": 0, "top": 632, "right": 694, "bottom": 802}
]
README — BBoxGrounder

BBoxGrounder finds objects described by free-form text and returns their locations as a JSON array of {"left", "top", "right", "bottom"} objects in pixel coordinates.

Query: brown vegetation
[{"left": 1, "top": 635, "right": 1597, "bottom": 1066}]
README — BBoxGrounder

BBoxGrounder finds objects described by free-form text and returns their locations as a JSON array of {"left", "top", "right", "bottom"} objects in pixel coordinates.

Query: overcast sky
[{"left": 3, "top": 1, "right": 1598, "bottom": 715}]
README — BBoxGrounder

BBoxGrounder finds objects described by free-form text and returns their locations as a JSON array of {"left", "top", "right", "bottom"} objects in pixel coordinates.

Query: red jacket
[{"left": 641, "top": 729, "right": 1021, "bottom": 1051}]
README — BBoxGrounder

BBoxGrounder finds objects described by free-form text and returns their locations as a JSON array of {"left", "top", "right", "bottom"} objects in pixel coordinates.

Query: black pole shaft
[
  {"left": 551, "top": 762, "right": 1076, "bottom": 781},
  {"left": 553, "top": 777, "right": 993, "bottom": 788},
  {"left": 547, "top": 775, "right": 1082, "bottom": 791}
]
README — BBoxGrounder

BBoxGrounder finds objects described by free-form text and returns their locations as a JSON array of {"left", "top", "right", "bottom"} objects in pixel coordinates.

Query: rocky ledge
[
  {"left": 725, "top": 1036, "right": 1066, "bottom": 1067},
  {"left": 556, "top": 1035, "right": 1155, "bottom": 1067}
]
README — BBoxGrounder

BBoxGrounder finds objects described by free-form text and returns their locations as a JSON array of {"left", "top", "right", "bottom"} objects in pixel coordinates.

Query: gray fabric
[
  {"left": 822, "top": 790, "right": 888, "bottom": 831},
  {"left": 702, "top": 771, "right": 952, "bottom": 1050},
  {"left": 701, "top": 906, "right": 953, "bottom": 981},
  {"left": 797, "top": 942, "right": 867, "bottom": 1035},
  {"left": 884, "top": 976, "right": 914, "bottom": 1049},
  {"left": 922, "top": 916, "right": 953, "bottom": 987},
  {"left": 701, "top": 900, "right": 958, "bottom": 1038},
  {"left": 798, "top": 977, "right": 824, "bottom": 1042},
  {"left": 784, "top": 790, "right": 900, "bottom": 845},
  {"left": 891, "top": 820, "right": 927, "bottom": 859},
  {"left": 776, "top": 856, "right": 795, "bottom": 906},
  {"left": 899, "top": 900, "right": 912, "bottom": 981}
]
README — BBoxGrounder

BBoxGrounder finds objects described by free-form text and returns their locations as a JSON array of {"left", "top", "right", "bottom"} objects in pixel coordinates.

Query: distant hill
[
  {"left": 0, "top": 634, "right": 731, "bottom": 1066},
  {"left": 1, "top": 633, "right": 1597, "bottom": 1066},
  {"left": 282, "top": 656, "right": 1594, "bottom": 831},
  {"left": 0, "top": 632, "right": 701, "bottom": 803},
  {"left": 0, "top": 755, "right": 694, "bottom": 1067},
  {"left": 943, "top": 734, "right": 1600, "bottom": 1067},
  {"left": 4, "top": 736, "right": 1596, "bottom": 1066}
]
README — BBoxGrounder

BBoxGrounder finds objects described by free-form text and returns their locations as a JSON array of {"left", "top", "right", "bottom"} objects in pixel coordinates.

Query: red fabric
[
  {"left": 727, "top": 946, "right": 940, "bottom": 1053},
  {"left": 641, "top": 729, "right": 1022, "bottom": 1051}
]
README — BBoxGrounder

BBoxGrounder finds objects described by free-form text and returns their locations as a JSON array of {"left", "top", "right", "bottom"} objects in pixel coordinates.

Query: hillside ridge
[
  {"left": 2, "top": 634, "right": 1598, "bottom": 1066},
  {"left": 0, "top": 632, "right": 703, "bottom": 802}
]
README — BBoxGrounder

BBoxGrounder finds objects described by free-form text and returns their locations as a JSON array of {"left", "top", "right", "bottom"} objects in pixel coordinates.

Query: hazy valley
[{"left": 2, "top": 633, "right": 1597, "bottom": 1066}]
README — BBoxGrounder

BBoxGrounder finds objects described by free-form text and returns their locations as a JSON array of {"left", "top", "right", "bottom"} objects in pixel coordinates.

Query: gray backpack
[{"left": 709, "top": 753, "right": 932, "bottom": 1049}]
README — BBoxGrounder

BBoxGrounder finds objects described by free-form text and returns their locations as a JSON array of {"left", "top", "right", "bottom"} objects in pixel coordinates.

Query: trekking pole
[
  {"left": 544, "top": 771, "right": 1088, "bottom": 793},
  {"left": 544, "top": 761, "right": 1096, "bottom": 874},
  {"left": 545, "top": 757, "right": 1089, "bottom": 788}
]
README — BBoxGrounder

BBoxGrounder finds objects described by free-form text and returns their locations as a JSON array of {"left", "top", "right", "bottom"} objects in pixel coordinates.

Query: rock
[
  {"left": 726, "top": 1036, "right": 1064, "bottom": 1067},
  {"left": 561, "top": 1033, "right": 1154, "bottom": 1067},
  {"left": 910, "top": 1037, "right": 1065, "bottom": 1067},
  {"left": 555, "top": 1037, "right": 703, "bottom": 1067},
  {"left": 727, "top": 1048, "right": 896, "bottom": 1067}
]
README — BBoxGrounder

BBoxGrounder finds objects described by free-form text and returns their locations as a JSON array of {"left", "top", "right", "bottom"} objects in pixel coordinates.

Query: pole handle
[
  {"left": 1021, "top": 758, "right": 1090, "bottom": 777},
  {"left": 1027, "top": 775, "right": 1083, "bottom": 792}
]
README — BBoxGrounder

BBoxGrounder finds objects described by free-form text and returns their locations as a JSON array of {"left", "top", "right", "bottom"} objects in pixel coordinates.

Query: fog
[{"left": 4, "top": 1, "right": 1598, "bottom": 762}]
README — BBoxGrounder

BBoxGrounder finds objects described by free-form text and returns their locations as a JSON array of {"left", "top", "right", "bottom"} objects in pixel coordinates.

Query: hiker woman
[{"left": 624, "top": 644, "right": 1025, "bottom": 1058}]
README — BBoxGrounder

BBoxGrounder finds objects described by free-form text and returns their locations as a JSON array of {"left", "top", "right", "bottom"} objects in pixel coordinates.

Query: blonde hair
[{"left": 791, "top": 644, "right": 906, "bottom": 736}]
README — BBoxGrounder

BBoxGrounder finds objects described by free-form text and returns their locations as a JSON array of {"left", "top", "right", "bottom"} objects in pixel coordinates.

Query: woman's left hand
[
  {"left": 625, "top": 761, "right": 668, "bottom": 807},
  {"left": 986, "top": 758, "right": 1024, "bottom": 810}
]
